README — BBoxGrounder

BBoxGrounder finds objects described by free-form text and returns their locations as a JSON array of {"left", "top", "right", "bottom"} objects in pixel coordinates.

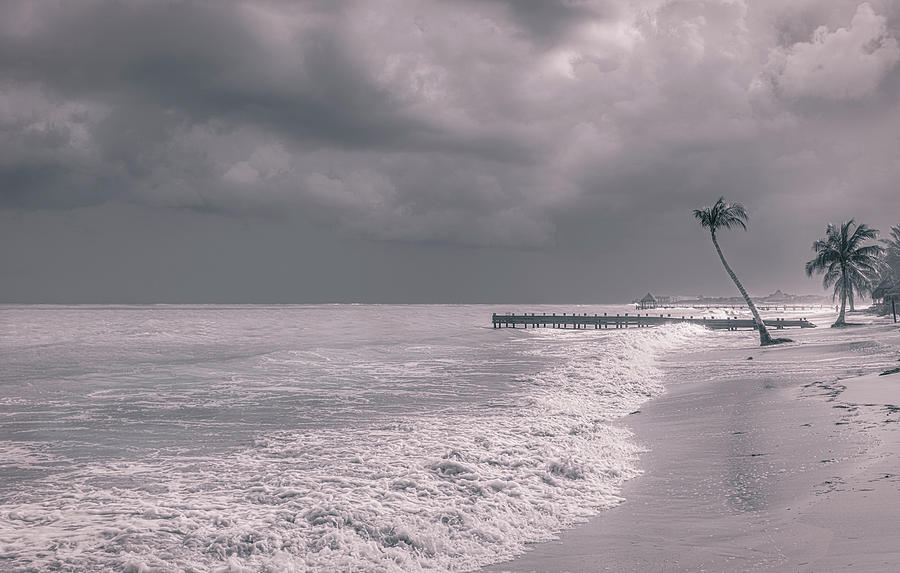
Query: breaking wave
[{"left": 0, "top": 308, "right": 707, "bottom": 572}]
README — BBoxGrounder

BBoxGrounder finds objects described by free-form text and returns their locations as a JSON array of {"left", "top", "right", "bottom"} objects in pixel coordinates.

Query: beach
[{"left": 484, "top": 314, "right": 900, "bottom": 572}]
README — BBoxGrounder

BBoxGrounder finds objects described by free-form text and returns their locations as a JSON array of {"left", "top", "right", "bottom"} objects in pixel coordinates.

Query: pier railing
[{"left": 491, "top": 312, "right": 816, "bottom": 331}]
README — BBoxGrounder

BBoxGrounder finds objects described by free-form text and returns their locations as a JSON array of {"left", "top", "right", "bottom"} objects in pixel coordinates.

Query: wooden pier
[
  {"left": 647, "top": 304, "right": 823, "bottom": 312},
  {"left": 492, "top": 312, "right": 816, "bottom": 331}
]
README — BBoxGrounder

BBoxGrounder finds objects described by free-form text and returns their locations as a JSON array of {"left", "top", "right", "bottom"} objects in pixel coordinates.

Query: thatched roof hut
[{"left": 639, "top": 292, "right": 657, "bottom": 309}]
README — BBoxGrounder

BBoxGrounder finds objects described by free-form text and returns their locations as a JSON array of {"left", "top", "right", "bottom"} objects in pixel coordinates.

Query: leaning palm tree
[
  {"left": 805, "top": 220, "right": 883, "bottom": 327},
  {"left": 694, "top": 197, "right": 788, "bottom": 346}
]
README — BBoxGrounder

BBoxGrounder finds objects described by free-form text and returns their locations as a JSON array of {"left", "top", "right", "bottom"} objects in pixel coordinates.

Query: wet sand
[{"left": 483, "top": 318, "right": 900, "bottom": 572}]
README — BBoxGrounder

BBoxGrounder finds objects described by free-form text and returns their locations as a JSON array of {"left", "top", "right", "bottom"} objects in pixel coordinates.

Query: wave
[{"left": 0, "top": 323, "right": 709, "bottom": 572}]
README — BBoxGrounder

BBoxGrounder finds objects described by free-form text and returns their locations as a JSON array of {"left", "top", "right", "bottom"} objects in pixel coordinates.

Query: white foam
[{"left": 0, "top": 309, "right": 709, "bottom": 572}]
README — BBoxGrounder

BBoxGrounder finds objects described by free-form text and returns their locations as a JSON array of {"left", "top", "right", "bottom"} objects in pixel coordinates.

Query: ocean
[{"left": 1, "top": 304, "right": 733, "bottom": 571}]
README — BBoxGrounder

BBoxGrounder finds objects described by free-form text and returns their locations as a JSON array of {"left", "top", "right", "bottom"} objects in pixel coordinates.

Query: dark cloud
[
  {"left": 478, "top": 0, "right": 616, "bottom": 44},
  {"left": 1, "top": 0, "right": 899, "bottom": 301},
  {"left": 0, "top": 2, "right": 431, "bottom": 147}
]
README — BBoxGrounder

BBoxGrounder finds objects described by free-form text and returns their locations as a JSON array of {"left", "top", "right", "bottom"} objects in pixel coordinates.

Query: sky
[{"left": 2, "top": 0, "right": 899, "bottom": 303}]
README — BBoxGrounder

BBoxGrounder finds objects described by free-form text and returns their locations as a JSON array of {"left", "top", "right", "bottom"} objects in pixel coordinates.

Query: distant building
[
  {"left": 639, "top": 293, "right": 657, "bottom": 309},
  {"left": 763, "top": 289, "right": 791, "bottom": 303}
]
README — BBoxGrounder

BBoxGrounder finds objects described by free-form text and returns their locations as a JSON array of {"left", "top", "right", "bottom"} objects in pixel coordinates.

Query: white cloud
[
  {"left": 223, "top": 161, "right": 259, "bottom": 185},
  {"left": 766, "top": 3, "right": 900, "bottom": 101}
]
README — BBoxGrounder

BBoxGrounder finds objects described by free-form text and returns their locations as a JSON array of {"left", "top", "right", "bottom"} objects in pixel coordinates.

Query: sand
[{"left": 482, "top": 317, "right": 900, "bottom": 572}]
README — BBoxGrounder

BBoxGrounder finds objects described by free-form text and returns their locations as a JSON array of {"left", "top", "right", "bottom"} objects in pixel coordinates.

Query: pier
[
  {"left": 491, "top": 312, "right": 816, "bottom": 331},
  {"left": 643, "top": 304, "right": 823, "bottom": 312}
]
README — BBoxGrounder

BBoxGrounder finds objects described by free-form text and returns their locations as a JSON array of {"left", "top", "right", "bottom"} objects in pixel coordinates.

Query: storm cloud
[{"left": 2, "top": 0, "right": 899, "bottom": 302}]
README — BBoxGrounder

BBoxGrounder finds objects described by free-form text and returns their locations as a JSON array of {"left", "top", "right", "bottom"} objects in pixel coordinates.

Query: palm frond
[
  {"left": 823, "top": 267, "right": 840, "bottom": 290},
  {"left": 848, "top": 222, "right": 879, "bottom": 247},
  {"left": 851, "top": 244, "right": 885, "bottom": 259},
  {"left": 693, "top": 196, "right": 749, "bottom": 234}
]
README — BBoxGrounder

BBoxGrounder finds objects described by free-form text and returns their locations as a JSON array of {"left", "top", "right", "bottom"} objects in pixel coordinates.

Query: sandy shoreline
[{"left": 483, "top": 316, "right": 900, "bottom": 572}]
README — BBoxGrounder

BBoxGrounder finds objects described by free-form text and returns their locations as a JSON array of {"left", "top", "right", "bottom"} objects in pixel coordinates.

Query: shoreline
[{"left": 482, "top": 317, "right": 900, "bottom": 572}]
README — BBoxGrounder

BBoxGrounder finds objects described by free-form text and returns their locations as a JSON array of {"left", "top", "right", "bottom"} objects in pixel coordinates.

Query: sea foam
[{"left": 0, "top": 306, "right": 708, "bottom": 572}]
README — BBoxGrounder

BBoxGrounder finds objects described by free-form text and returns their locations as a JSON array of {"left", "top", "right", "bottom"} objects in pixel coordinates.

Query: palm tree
[
  {"left": 874, "top": 224, "right": 900, "bottom": 321},
  {"left": 847, "top": 227, "right": 893, "bottom": 308},
  {"left": 805, "top": 220, "right": 883, "bottom": 327},
  {"left": 694, "top": 197, "right": 789, "bottom": 346},
  {"left": 882, "top": 224, "right": 900, "bottom": 277}
]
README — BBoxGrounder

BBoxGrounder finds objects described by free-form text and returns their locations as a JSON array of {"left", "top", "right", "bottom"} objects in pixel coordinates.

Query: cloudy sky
[{"left": 2, "top": 0, "right": 899, "bottom": 303}]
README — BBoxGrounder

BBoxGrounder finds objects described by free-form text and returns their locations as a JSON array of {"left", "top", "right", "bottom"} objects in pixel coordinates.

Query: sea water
[{"left": 1, "top": 304, "right": 714, "bottom": 572}]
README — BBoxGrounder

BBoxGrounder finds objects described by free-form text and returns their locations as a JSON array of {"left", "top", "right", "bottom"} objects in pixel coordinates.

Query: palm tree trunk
[
  {"left": 711, "top": 232, "right": 775, "bottom": 345},
  {"left": 834, "top": 266, "right": 848, "bottom": 326}
]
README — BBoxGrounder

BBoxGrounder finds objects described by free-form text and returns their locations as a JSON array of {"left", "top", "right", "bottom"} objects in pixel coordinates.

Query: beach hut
[{"left": 639, "top": 293, "right": 657, "bottom": 310}]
